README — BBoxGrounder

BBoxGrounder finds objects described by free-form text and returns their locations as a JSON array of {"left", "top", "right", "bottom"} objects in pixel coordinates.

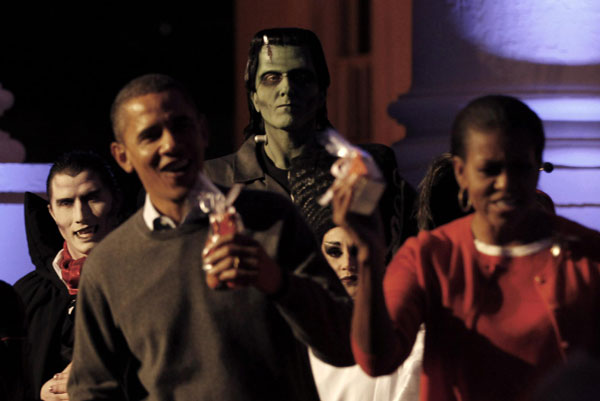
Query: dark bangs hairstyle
[{"left": 244, "top": 27, "right": 332, "bottom": 138}]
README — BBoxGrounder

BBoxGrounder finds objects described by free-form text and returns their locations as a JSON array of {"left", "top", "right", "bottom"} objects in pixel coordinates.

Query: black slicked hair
[{"left": 47, "top": 150, "right": 120, "bottom": 205}]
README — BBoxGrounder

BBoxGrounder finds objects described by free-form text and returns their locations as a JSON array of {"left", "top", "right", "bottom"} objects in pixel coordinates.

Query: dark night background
[{"left": 1, "top": 6, "right": 235, "bottom": 203}]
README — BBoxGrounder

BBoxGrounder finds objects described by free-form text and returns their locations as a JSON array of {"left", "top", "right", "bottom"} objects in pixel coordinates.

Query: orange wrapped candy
[{"left": 319, "top": 129, "right": 385, "bottom": 215}]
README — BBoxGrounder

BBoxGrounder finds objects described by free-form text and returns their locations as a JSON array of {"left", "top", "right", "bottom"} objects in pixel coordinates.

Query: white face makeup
[
  {"left": 251, "top": 45, "right": 323, "bottom": 135},
  {"left": 48, "top": 170, "right": 114, "bottom": 259},
  {"left": 321, "top": 226, "right": 359, "bottom": 299}
]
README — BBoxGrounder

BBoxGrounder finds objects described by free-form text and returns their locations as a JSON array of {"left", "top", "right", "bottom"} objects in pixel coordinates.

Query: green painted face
[{"left": 251, "top": 45, "right": 323, "bottom": 134}]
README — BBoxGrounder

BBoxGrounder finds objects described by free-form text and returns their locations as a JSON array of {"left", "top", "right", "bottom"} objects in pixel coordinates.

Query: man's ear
[
  {"left": 251, "top": 91, "right": 260, "bottom": 114},
  {"left": 47, "top": 203, "right": 56, "bottom": 222},
  {"left": 452, "top": 155, "right": 467, "bottom": 190},
  {"left": 110, "top": 141, "right": 134, "bottom": 173}
]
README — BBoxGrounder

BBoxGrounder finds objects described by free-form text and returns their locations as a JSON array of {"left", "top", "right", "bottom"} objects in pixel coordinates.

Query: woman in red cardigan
[{"left": 333, "top": 95, "right": 600, "bottom": 401}]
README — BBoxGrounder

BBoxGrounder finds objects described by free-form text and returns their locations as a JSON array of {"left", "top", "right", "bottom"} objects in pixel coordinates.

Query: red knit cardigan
[{"left": 353, "top": 214, "right": 600, "bottom": 401}]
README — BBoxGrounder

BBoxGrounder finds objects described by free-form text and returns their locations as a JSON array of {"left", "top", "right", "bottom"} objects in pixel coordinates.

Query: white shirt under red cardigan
[{"left": 352, "top": 214, "right": 600, "bottom": 401}]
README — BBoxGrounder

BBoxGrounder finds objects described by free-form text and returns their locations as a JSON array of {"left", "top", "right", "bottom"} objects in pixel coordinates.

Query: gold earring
[{"left": 458, "top": 188, "right": 472, "bottom": 213}]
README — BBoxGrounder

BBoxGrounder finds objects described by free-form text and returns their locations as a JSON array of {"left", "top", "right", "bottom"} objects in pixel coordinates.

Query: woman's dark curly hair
[{"left": 416, "top": 153, "right": 469, "bottom": 231}]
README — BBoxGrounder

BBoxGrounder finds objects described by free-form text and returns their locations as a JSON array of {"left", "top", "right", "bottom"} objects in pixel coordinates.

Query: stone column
[{"left": 389, "top": 0, "right": 600, "bottom": 229}]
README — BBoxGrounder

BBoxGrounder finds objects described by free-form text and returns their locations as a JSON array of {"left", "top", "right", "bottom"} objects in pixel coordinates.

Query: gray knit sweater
[{"left": 68, "top": 190, "right": 353, "bottom": 400}]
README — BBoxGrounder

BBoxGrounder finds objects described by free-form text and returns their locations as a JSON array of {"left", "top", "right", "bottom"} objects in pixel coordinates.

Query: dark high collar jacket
[
  {"left": 204, "top": 135, "right": 419, "bottom": 263},
  {"left": 13, "top": 192, "right": 72, "bottom": 400}
]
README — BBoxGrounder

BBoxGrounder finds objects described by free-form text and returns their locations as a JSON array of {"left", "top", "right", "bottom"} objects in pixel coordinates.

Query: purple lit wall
[
  {"left": 524, "top": 96, "right": 600, "bottom": 231},
  {"left": 0, "top": 163, "right": 51, "bottom": 284},
  {"left": 390, "top": 0, "right": 600, "bottom": 231},
  {"left": 539, "top": 144, "right": 600, "bottom": 228},
  {"left": 449, "top": 2, "right": 600, "bottom": 66},
  {"left": 525, "top": 98, "right": 600, "bottom": 122}
]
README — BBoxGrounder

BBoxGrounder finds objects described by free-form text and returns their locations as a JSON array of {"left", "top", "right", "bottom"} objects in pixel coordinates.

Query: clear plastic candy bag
[{"left": 318, "top": 129, "right": 385, "bottom": 215}]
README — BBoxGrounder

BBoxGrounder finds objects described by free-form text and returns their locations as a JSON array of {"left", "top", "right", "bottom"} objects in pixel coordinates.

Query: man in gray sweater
[{"left": 67, "top": 74, "right": 353, "bottom": 400}]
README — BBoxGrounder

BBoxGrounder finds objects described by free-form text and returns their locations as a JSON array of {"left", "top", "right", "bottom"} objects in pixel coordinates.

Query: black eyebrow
[
  {"left": 55, "top": 188, "right": 102, "bottom": 204},
  {"left": 82, "top": 189, "right": 102, "bottom": 199},
  {"left": 260, "top": 67, "right": 314, "bottom": 77},
  {"left": 136, "top": 125, "right": 162, "bottom": 144},
  {"left": 55, "top": 197, "right": 74, "bottom": 204},
  {"left": 259, "top": 70, "right": 282, "bottom": 79}
]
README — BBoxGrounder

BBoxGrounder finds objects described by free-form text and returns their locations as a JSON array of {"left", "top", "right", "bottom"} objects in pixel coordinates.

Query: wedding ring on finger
[{"left": 233, "top": 257, "right": 240, "bottom": 270}]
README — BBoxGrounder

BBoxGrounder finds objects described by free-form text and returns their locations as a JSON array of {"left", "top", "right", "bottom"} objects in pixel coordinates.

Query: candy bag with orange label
[
  {"left": 318, "top": 129, "right": 385, "bottom": 215},
  {"left": 195, "top": 175, "right": 244, "bottom": 277}
]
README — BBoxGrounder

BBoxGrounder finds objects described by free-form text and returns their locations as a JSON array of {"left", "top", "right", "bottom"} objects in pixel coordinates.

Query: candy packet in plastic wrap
[
  {"left": 194, "top": 174, "right": 244, "bottom": 274},
  {"left": 318, "top": 129, "right": 385, "bottom": 215}
]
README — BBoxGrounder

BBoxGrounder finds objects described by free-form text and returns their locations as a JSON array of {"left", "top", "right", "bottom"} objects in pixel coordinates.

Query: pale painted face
[
  {"left": 321, "top": 227, "right": 359, "bottom": 299},
  {"left": 112, "top": 90, "right": 207, "bottom": 216},
  {"left": 251, "top": 45, "right": 323, "bottom": 134},
  {"left": 454, "top": 129, "right": 540, "bottom": 240},
  {"left": 48, "top": 170, "right": 114, "bottom": 259}
]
